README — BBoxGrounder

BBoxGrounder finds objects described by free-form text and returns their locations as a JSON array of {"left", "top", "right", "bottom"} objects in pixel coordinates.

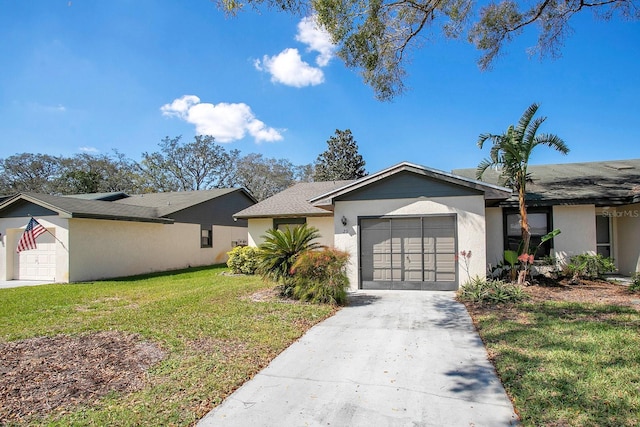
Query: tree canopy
[
  {"left": 218, "top": 0, "right": 639, "bottom": 100},
  {"left": 313, "top": 129, "right": 367, "bottom": 181}
]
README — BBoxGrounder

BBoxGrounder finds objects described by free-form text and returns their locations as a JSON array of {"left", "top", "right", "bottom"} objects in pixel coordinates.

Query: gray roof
[
  {"left": 114, "top": 188, "right": 251, "bottom": 217},
  {"left": 1, "top": 193, "right": 173, "bottom": 223},
  {"left": 234, "top": 181, "right": 354, "bottom": 219},
  {"left": 65, "top": 192, "right": 129, "bottom": 201},
  {"left": 310, "top": 162, "right": 512, "bottom": 208},
  {"left": 453, "top": 159, "right": 640, "bottom": 206}
]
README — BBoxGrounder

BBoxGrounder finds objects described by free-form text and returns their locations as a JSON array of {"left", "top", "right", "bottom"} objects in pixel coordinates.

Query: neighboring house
[
  {"left": 453, "top": 159, "right": 640, "bottom": 276},
  {"left": 0, "top": 188, "right": 255, "bottom": 283},
  {"left": 235, "top": 162, "right": 512, "bottom": 291}
]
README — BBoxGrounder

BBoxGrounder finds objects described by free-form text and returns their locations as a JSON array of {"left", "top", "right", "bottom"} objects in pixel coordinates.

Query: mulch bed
[{"left": 0, "top": 331, "right": 165, "bottom": 424}]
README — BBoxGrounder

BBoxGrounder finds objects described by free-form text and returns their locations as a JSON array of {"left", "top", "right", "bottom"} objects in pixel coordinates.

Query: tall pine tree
[{"left": 313, "top": 129, "right": 367, "bottom": 181}]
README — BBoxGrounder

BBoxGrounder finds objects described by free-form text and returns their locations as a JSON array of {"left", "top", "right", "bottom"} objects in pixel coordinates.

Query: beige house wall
[
  {"left": 212, "top": 225, "right": 249, "bottom": 264},
  {"left": 610, "top": 203, "right": 640, "bottom": 275},
  {"left": 247, "top": 218, "right": 273, "bottom": 247},
  {"left": 307, "top": 216, "right": 335, "bottom": 248},
  {"left": 0, "top": 216, "right": 70, "bottom": 282},
  {"left": 67, "top": 219, "right": 216, "bottom": 282},
  {"left": 485, "top": 207, "right": 504, "bottom": 268},
  {"left": 247, "top": 216, "right": 334, "bottom": 248},
  {"left": 334, "top": 195, "right": 487, "bottom": 290},
  {"left": 552, "top": 205, "right": 597, "bottom": 264}
]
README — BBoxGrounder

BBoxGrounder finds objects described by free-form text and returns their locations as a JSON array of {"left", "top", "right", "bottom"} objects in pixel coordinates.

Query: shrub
[
  {"left": 564, "top": 253, "right": 617, "bottom": 280},
  {"left": 258, "top": 224, "right": 323, "bottom": 297},
  {"left": 226, "top": 246, "right": 261, "bottom": 274},
  {"left": 457, "top": 276, "right": 529, "bottom": 304},
  {"left": 629, "top": 272, "right": 640, "bottom": 293},
  {"left": 291, "top": 248, "right": 350, "bottom": 305}
]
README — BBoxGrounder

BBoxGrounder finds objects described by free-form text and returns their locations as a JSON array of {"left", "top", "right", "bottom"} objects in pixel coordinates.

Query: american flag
[{"left": 17, "top": 218, "right": 47, "bottom": 252}]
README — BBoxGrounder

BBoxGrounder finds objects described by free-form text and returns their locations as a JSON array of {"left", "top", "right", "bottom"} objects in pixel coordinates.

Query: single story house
[
  {"left": 0, "top": 188, "right": 255, "bottom": 283},
  {"left": 235, "top": 159, "right": 640, "bottom": 291},
  {"left": 453, "top": 158, "right": 640, "bottom": 276}
]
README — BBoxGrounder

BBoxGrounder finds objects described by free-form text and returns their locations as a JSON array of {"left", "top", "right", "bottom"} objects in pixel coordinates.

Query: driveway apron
[{"left": 199, "top": 290, "right": 519, "bottom": 426}]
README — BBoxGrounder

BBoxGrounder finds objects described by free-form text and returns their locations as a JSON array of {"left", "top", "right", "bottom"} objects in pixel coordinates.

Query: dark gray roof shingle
[
  {"left": 114, "top": 188, "right": 243, "bottom": 216},
  {"left": 453, "top": 159, "right": 640, "bottom": 206}
]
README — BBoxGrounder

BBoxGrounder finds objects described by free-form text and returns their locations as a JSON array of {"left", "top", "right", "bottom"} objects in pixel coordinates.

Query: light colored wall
[
  {"left": 247, "top": 216, "right": 334, "bottom": 248},
  {"left": 68, "top": 219, "right": 216, "bottom": 282},
  {"left": 0, "top": 216, "right": 70, "bottom": 282},
  {"left": 485, "top": 207, "right": 504, "bottom": 268},
  {"left": 552, "top": 205, "right": 596, "bottom": 265},
  {"left": 611, "top": 203, "right": 640, "bottom": 274},
  {"left": 247, "top": 218, "right": 273, "bottom": 246},
  {"left": 211, "top": 225, "right": 248, "bottom": 264},
  {"left": 334, "top": 195, "right": 487, "bottom": 290},
  {"left": 307, "top": 216, "right": 335, "bottom": 247}
]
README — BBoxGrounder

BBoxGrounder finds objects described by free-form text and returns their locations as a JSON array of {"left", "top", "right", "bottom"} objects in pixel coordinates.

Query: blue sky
[{"left": 1, "top": 0, "right": 639, "bottom": 174}]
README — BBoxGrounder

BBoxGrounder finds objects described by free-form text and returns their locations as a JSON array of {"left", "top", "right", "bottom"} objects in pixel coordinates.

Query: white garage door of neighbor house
[
  {"left": 360, "top": 216, "right": 458, "bottom": 291},
  {"left": 13, "top": 230, "right": 57, "bottom": 281}
]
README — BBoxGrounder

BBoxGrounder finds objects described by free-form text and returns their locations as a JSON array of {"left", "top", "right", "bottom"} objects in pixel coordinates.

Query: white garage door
[
  {"left": 13, "top": 230, "right": 57, "bottom": 281},
  {"left": 360, "top": 216, "right": 458, "bottom": 290}
]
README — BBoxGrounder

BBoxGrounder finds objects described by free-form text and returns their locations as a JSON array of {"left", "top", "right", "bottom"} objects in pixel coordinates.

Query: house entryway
[{"left": 359, "top": 215, "right": 458, "bottom": 290}]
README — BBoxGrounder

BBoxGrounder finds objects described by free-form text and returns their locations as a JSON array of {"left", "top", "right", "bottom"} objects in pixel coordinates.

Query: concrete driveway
[
  {"left": 0, "top": 280, "right": 53, "bottom": 289},
  {"left": 199, "top": 290, "right": 519, "bottom": 426}
]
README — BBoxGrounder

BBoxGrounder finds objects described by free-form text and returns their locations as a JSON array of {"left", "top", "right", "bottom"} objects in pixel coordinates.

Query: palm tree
[
  {"left": 258, "top": 224, "right": 323, "bottom": 295},
  {"left": 476, "top": 103, "right": 569, "bottom": 259}
]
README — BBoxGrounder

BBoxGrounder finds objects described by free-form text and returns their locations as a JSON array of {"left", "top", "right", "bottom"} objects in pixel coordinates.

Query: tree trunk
[{"left": 518, "top": 187, "right": 530, "bottom": 285}]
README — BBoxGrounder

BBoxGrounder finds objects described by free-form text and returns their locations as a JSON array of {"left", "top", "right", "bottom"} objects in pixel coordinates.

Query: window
[
  {"left": 201, "top": 228, "right": 212, "bottom": 248},
  {"left": 596, "top": 215, "right": 611, "bottom": 258},
  {"left": 504, "top": 209, "right": 552, "bottom": 256},
  {"left": 273, "top": 217, "right": 306, "bottom": 231}
]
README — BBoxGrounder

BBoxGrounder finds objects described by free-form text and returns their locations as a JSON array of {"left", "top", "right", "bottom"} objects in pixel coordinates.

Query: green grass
[
  {"left": 0, "top": 265, "right": 337, "bottom": 426},
  {"left": 471, "top": 301, "right": 640, "bottom": 426}
]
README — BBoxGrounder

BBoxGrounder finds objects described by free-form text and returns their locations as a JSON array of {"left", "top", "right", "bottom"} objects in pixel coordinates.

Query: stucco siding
[
  {"left": 247, "top": 218, "right": 272, "bottom": 246},
  {"left": 0, "top": 216, "right": 70, "bottom": 282},
  {"left": 334, "top": 195, "right": 487, "bottom": 290},
  {"left": 212, "top": 225, "right": 249, "bottom": 264},
  {"left": 552, "top": 205, "right": 596, "bottom": 264},
  {"left": 307, "top": 217, "right": 335, "bottom": 247},
  {"left": 613, "top": 203, "right": 640, "bottom": 274},
  {"left": 67, "top": 219, "right": 214, "bottom": 282},
  {"left": 485, "top": 207, "right": 504, "bottom": 267}
]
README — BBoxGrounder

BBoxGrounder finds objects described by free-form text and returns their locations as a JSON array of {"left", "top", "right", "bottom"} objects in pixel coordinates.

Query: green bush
[
  {"left": 258, "top": 224, "right": 323, "bottom": 297},
  {"left": 564, "top": 253, "right": 617, "bottom": 280},
  {"left": 291, "top": 248, "right": 350, "bottom": 305},
  {"left": 629, "top": 272, "right": 640, "bottom": 293},
  {"left": 226, "top": 246, "right": 261, "bottom": 274},
  {"left": 457, "top": 276, "right": 529, "bottom": 304}
]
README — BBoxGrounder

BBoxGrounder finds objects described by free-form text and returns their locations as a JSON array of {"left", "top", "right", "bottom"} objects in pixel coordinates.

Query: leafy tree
[
  {"left": 313, "top": 129, "right": 367, "bottom": 181},
  {"left": 0, "top": 153, "right": 62, "bottom": 194},
  {"left": 139, "top": 135, "right": 239, "bottom": 191},
  {"left": 476, "top": 103, "right": 569, "bottom": 266},
  {"left": 258, "top": 224, "right": 323, "bottom": 296},
  {"left": 219, "top": 0, "right": 638, "bottom": 100},
  {"left": 233, "top": 153, "right": 299, "bottom": 201}
]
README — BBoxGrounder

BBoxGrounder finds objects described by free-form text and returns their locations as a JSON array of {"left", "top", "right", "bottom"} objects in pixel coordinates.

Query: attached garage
[
  {"left": 13, "top": 230, "right": 57, "bottom": 281},
  {"left": 360, "top": 215, "right": 457, "bottom": 290}
]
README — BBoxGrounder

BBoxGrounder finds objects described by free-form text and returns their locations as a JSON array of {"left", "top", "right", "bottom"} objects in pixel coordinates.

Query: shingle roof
[
  {"left": 453, "top": 159, "right": 640, "bottom": 206},
  {"left": 234, "top": 181, "right": 354, "bottom": 218},
  {"left": 114, "top": 188, "right": 250, "bottom": 216},
  {"left": 0, "top": 193, "right": 172, "bottom": 223},
  {"left": 65, "top": 192, "right": 129, "bottom": 201}
]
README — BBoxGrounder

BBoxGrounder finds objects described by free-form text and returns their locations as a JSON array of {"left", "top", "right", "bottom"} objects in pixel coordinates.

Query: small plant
[
  {"left": 457, "top": 276, "right": 529, "bottom": 304},
  {"left": 564, "top": 253, "right": 617, "bottom": 281},
  {"left": 258, "top": 224, "right": 323, "bottom": 297},
  {"left": 226, "top": 246, "right": 261, "bottom": 274},
  {"left": 458, "top": 250, "right": 472, "bottom": 282},
  {"left": 504, "top": 250, "right": 519, "bottom": 282},
  {"left": 291, "top": 248, "right": 350, "bottom": 305},
  {"left": 629, "top": 272, "right": 640, "bottom": 293}
]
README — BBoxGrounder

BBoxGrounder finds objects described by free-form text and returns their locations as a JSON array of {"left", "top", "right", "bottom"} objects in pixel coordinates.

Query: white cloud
[
  {"left": 79, "top": 146, "right": 99, "bottom": 153},
  {"left": 295, "top": 16, "right": 335, "bottom": 67},
  {"left": 161, "top": 95, "right": 283, "bottom": 143},
  {"left": 256, "top": 48, "right": 324, "bottom": 87}
]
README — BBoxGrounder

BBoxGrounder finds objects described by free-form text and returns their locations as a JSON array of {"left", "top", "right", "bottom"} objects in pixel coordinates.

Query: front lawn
[
  {"left": 0, "top": 265, "right": 337, "bottom": 426},
  {"left": 465, "top": 281, "right": 640, "bottom": 426}
]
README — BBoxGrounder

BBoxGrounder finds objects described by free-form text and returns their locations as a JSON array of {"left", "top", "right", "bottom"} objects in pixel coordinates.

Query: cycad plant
[{"left": 258, "top": 224, "right": 323, "bottom": 295}]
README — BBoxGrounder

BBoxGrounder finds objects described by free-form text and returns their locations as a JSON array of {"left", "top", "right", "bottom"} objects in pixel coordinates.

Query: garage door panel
[
  {"left": 360, "top": 216, "right": 457, "bottom": 290},
  {"left": 14, "top": 231, "right": 56, "bottom": 281}
]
